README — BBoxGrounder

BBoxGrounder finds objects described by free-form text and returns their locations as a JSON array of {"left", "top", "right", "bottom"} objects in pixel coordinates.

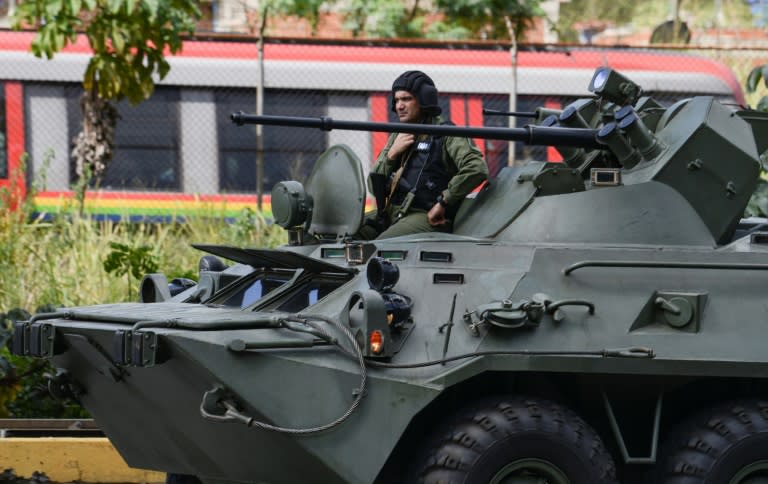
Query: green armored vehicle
[{"left": 14, "top": 68, "right": 768, "bottom": 484}]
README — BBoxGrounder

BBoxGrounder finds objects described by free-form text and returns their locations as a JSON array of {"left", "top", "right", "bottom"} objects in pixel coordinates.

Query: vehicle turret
[{"left": 232, "top": 67, "right": 764, "bottom": 246}]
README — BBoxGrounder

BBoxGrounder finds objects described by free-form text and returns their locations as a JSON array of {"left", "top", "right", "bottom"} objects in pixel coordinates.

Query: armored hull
[{"left": 16, "top": 69, "right": 768, "bottom": 484}]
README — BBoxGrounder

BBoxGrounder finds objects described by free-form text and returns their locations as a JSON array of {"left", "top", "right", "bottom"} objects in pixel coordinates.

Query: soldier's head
[{"left": 391, "top": 70, "right": 441, "bottom": 123}]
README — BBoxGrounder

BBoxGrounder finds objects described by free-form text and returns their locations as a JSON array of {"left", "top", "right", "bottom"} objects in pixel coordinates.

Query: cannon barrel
[{"left": 231, "top": 113, "right": 602, "bottom": 149}]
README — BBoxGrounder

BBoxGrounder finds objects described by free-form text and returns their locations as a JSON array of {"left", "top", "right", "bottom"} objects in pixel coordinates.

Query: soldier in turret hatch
[{"left": 357, "top": 70, "right": 488, "bottom": 240}]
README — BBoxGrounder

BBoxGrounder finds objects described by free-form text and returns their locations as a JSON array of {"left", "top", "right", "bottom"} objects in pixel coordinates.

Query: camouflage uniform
[{"left": 358, "top": 115, "right": 488, "bottom": 240}]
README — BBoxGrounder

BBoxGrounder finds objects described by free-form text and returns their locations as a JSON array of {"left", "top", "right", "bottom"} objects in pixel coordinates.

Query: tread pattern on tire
[
  {"left": 660, "top": 399, "right": 768, "bottom": 484},
  {"left": 417, "top": 396, "right": 617, "bottom": 484}
]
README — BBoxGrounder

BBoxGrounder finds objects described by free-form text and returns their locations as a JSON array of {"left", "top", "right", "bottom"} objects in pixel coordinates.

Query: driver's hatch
[{"left": 193, "top": 244, "right": 356, "bottom": 311}]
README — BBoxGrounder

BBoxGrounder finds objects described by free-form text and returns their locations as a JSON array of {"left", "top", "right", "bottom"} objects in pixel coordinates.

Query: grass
[
  {"left": 0, "top": 197, "right": 287, "bottom": 314},
  {"left": 0, "top": 182, "right": 287, "bottom": 418}
]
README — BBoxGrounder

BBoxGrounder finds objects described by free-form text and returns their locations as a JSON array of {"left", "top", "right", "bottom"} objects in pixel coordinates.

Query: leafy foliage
[
  {"left": 433, "top": 0, "right": 544, "bottom": 41},
  {"left": 557, "top": 0, "right": 637, "bottom": 39},
  {"left": 340, "top": 0, "right": 427, "bottom": 38},
  {"left": 13, "top": 0, "right": 200, "bottom": 105},
  {"left": 746, "top": 178, "right": 768, "bottom": 218},
  {"left": 103, "top": 242, "right": 159, "bottom": 299},
  {"left": 13, "top": 0, "right": 201, "bottom": 215},
  {"left": 272, "top": 0, "right": 328, "bottom": 35},
  {"left": 747, "top": 64, "right": 768, "bottom": 112},
  {"left": 745, "top": 64, "right": 768, "bottom": 217},
  {"left": 0, "top": 162, "right": 287, "bottom": 417},
  {"left": 243, "top": 0, "right": 330, "bottom": 37},
  {"left": 338, "top": 0, "right": 545, "bottom": 40},
  {"left": 0, "top": 309, "right": 89, "bottom": 418},
  {"left": 103, "top": 242, "right": 159, "bottom": 281},
  {"left": 1, "top": 181, "right": 286, "bottom": 417}
]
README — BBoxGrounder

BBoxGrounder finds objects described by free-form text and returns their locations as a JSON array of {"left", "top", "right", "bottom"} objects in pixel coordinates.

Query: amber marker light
[{"left": 370, "top": 330, "right": 384, "bottom": 355}]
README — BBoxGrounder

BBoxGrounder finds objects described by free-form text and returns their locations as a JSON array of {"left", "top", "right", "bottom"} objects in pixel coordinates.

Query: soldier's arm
[{"left": 441, "top": 136, "right": 489, "bottom": 207}]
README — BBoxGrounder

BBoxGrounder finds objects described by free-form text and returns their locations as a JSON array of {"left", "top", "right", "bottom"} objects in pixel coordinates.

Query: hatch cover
[{"left": 193, "top": 245, "right": 357, "bottom": 274}]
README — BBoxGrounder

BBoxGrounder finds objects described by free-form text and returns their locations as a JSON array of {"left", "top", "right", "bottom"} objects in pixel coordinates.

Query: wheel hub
[
  {"left": 731, "top": 460, "right": 768, "bottom": 484},
  {"left": 490, "top": 458, "right": 570, "bottom": 484}
]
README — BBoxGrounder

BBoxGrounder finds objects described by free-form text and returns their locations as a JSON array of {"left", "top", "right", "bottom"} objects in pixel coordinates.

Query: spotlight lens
[{"left": 592, "top": 69, "right": 609, "bottom": 91}]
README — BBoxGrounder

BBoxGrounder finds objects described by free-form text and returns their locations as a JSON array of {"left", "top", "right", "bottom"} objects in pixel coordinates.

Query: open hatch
[{"left": 193, "top": 244, "right": 357, "bottom": 312}]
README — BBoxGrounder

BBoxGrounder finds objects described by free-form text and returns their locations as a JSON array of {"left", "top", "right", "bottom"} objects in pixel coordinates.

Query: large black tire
[
  {"left": 657, "top": 399, "right": 768, "bottom": 484},
  {"left": 416, "top": 396, "right": 618, "bottom": 484},
  {"left": 165, "top": 474, "right": 202, "bottom": 484}
]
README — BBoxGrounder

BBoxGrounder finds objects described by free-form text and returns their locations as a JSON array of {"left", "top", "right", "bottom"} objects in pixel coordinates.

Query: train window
[
  {"left": 0, "top": 83, "right": 6, "bottom": 179},
  {"left": 66, "top": 86, "right": 181, "bottom": 190},
  {"left": 216, "top": 89, "right": 327, "bottom": 193}
]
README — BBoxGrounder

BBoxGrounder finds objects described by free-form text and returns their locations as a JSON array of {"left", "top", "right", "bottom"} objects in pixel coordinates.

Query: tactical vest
[{"left": 391, "top": 133, "right": 452, "bottom": 211}]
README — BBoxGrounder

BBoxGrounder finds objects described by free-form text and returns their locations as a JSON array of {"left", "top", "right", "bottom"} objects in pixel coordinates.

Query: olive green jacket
[{"left": 370, "top": 116, "right": 489, "bottom": 210}]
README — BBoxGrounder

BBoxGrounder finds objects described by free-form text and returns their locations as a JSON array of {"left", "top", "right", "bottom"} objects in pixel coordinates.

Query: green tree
[
  {"left": 280, "top": 0, "right": 330, "bottom": 35},
  {"left": 556, "top": 0, "right": 637, "bottom": 42},
  {"left": 244, "top": 0, "right": 332, "bottom": 36},
  {"left": 432, "top": 0, "right": 544, "bottom": 41},
  {"left": 339, "top": 0, "right": 547, "bottom": 40},
  {"left": 12, "top": 0, "right": 200, "bottom": 210},
  {"left": 340, "top": 0, "right": 426, "bottom": 38}
]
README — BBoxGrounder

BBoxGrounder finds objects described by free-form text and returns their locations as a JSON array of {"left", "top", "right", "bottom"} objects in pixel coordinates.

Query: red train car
[{"left": 0, "top": 30, "right": 744, "bottom": 219}]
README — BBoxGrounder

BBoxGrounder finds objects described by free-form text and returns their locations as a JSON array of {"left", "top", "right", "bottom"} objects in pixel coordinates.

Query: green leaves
[
  {"left": 745, "top": 68, "right": 768, "bottom": 216},
  {"left": 142, "top": 0, "right": 159, "bottom": 21},
  {"left": 103, "top": 241, "right": 159, "bottom": 299},
  {"left": 340, "top": 0, "right": 438, "bottom": 38},
  {"left": 0, "top": 308, "right": 88, "bottom": 418},
  {"left": 747, "top": 64, "right": 768, "bottom": 113},
  {"left": 106, "top": 0, "right": 122, "bottom": 14},
  {"left": 747, "top": 65, "right": 768, "bottom": 94},
  {"left": 338, "top": 0, "right": 545, "bottom": 40},
  {"left": 13, "top": 0, "right": 201, "bottom": 104},
  {"left": 433, "top": 0, "right": 544, "bottom": 40},
  {"left": 747, "top": 180, "right": 768, "bottom": 217},
  {"left": 44, "top": 0, "right": 64, "bottom": 18},
  {"left": 103, "top": 241, "right": 159, "bottom": 281}
]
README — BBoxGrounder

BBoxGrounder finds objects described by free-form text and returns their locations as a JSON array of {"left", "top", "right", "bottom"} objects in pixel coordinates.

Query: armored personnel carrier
[{"left": 13, "top": 68, "right": 768, "bottom": 484}]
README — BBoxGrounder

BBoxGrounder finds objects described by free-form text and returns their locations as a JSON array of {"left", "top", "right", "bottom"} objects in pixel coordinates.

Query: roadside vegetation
[
  {"left": 744, "top": 62, "right": 768, "bottom": 218},
  {"left": 0, "top": 169, "right": 286, "bottom": 417}
]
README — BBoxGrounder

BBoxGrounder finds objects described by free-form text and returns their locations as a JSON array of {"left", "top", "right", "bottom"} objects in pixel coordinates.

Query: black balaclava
[{"left": 391, "top": 70, "right": 442, "bottom": 116}]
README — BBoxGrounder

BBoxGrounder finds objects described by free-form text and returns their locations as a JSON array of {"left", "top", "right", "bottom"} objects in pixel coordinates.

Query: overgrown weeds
[
  {"left": 0, "top": 205, "right": 285, "bottom": 313},
  {"left": 0, "top": 185, "right": 285, "bottom": 417}
]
